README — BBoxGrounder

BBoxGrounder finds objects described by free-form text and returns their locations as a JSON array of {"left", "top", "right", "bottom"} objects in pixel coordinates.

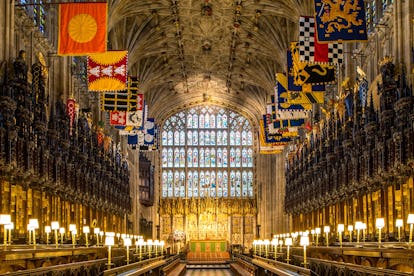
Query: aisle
[{"left": 185, "top": 267, "right": 234, "bottom": 276}]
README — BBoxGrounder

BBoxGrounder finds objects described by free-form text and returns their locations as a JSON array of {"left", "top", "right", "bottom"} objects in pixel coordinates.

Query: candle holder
[
  {"left": 315, "top": 228, "right": 321, "bottom": 246},
  {"left": 355, "top": 221, "right": 363, "bottom": 246},
  {"left": 376, "top": 218, "right": 385, "bottom": 248},
  {"left": 337, "top": 224, "right": 344, "bottom": 248},
  {"left": 160, "top": 240, "right": 165, "bottom": 256},
  {"left": 45, "top": 226, "right": 51, "bottom": 245},
  {"left": 264, "top": 239, "right": 269, "bottom": 258},
  {"left": 105, "top": 235, "right": 115, "bottom": 269},
  {"left": 310, "top": 229, "right": 315, "bottom": 244},
  {"left": 69, "top": 224, "right": 77, "bottom": 248},
  {"left": 29, "top": 219, "right": 39, "bottom": 249},
  {"left": 252, "top": 240, "right": 257, "bottom": 255},
  {"left": 395, "top": 219, "right": 403, "bottom": 242},
  {"left": 347, "top": 225, "right": 353, "bottom": 242},
  {"left": 362, "top": 223, "right": 367, "bottom": 243},
  {"left": 278, "top": 239, "right": 283, "bottom": 253},
  {"left": 271, "top": 238, "right": 278, "bottom": 260},
  {"left": 155, "top": 240, "right": 160, "bottom": 257},
  {"left": 99, "top": 231, "right": 104, "bottom": 245},
  {"left": 407, "top": 214, "right": 414, "bottom": 249},
  {"left": 300, "top": 236, "right": 309, "bottom": 268},
  {"left": 27, "top": 224, "right": 33, "bottom": 245},
  {"left": 94, "top": 228, "right": 100, "bottom": 247},
  {"left": 51, "top": 221, "right": 60, "bottom": 248},
  {"left": 257, "top": 240, "right": 263, "bottom": 256},
  {"left": 59, "top": 227, "right": 65, "bottom": 245},
  {"left": 116, "top": 233, "right": 121, "bottom": 245},
  {"left": 285, "top": 237, "right": 292, "bottom": 264},
  {"left": 71, "top": 229, "right": 77, "bottom": 248},
  {"left": 323, "top": 226, "right": 330, "bottom": 247},
  {"left": 83, "top": 226, "right": 90, "bottom": 247},
  {"left": 5, "top": 223, "right": 13, "bottom": 246},
  {"left": 0, "top": 214, "right": 11, "bottom": 249},
  {"left": 147, "top": 239, "right": 153, "bottom": 258},
  {"left": 124, "top": 237, "right": 131, "bottom": 264}
]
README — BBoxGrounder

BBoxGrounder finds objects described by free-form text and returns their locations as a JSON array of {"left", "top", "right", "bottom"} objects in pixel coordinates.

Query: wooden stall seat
[
  {"left": 230, "top": 257, "right": 256, "bottom": 276},
  {"left": 186, "top": 251, "right": 230, "bottom": 264},
  {"left": 162, "top": 258, "right": 186, "bottom": 276}
]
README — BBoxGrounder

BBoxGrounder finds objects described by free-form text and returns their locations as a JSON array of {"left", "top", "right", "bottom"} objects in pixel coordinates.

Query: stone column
[
  {"left": 256, "top": 152, "right": 290, "bottom": 238},
  {"left": 0, "top": 0, "right": 14, "bottom": 61}
]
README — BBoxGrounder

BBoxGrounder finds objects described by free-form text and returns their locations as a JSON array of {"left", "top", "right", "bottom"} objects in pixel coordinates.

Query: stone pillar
[
  {"left": 256, "top": 152, "right": 290, "bottom": 239},
  {"left": 0, "top": 0, "right": 14, "bottom": 61},
  {"left": 256, "top": 224, "right": 260, "bottom": 239}
]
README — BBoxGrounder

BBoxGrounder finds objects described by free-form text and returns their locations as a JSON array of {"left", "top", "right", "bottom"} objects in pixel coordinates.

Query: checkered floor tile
[{"left": 185, "top": 266, "right": 233, "bottom": 276}]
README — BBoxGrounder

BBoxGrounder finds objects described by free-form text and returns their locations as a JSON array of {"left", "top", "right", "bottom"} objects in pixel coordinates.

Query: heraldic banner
[
  {"left": 88, "top": 51, "right": 128, "bottom": 91},
  {"left": 314, "top": 0, "right": 368, "bottom": 42},
  {"left": 58, "top": 3, "right": 107, "bottom": 55}
]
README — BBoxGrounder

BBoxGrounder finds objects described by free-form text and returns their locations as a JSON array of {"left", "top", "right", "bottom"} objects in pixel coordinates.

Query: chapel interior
[{"left": 0, "top": 0, "right": 414, "bottom": 275}]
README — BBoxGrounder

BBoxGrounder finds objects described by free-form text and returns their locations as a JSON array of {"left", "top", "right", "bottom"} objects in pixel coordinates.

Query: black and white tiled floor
[{"left": 185, "top": 265, "right": 233, "bottom": 276}]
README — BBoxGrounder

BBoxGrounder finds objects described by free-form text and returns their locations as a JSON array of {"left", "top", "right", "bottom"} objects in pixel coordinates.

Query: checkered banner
[
  {"left": 299, "top": 16, "right": 343, "bottom": 64},
  {"left": 289, "top": 41, "right": 336, "bottom": 85}
]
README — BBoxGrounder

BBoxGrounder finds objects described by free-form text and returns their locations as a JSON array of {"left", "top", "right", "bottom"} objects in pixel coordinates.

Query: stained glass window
[
  {"left": 187, "top": 148, "right": 193, "bottom": 167},
  {"left": 200, "top": 131, "right": 205, "bottom": 145},
  {"left": 20, "top": 0, "right": 47, "bottom": 34},
  {"left": 161, "top": 105, "right": 254, "bottom": 198},
  {"left": 188, "top": 172, "right": 193, "bottom": 197},
  {"left": 187, "top": 131, "right": 193, "bottom": 145},
  {"left": 168, "top": 149, "right": 173, "bottom": 167},
  {"left": 162, "top": 148, "right": 167, "bottom": 167},
  {"left": 162, "top": 172, "right": 168, "bottom": 197},
  {"left": 366, "top": 0, "right": 374, "bottom": 33},
  {"left": 180, "top": 148, "right": 185, "bottom": 167},
  {"left": 366, "top": 0, "right": 394, "bottom": 34}
]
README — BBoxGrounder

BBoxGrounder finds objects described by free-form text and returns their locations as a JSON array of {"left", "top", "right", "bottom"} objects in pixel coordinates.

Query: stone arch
[
  {"left": 349, "top": 255, "right": 361, "bottom": 265},
  {"left": 41, "top": 259, "right": 53, "bottom": 267},
  {"left": 376, "top": 258, "right": 387, "bottom": 269},
  {"left": 360, "top": 257, "right": 373, "bottom": 267},
  {"left": 334, "top": 254, "right": 345, "bottom": 263},
  {"left": 390, "top": 263, "right": 414, "bottom": 273},
  {"left": 0, "top": 264, "right": 22, "bottom": 274},
  {"left": 51, "top": 256, "right": 67, "bottom": 266}
]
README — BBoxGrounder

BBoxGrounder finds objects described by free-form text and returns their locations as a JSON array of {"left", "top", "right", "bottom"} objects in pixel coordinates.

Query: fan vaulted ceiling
[{"left": 107, "top": 0, "right": 314, "bottom": 123}]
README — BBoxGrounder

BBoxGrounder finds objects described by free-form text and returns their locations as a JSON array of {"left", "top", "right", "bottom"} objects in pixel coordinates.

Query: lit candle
[
  {"left": 376, "top": 218, "right": 385, "bottom": 248},
  {"left": 337, "top": 224, "right": 344, "bottom": 248}
]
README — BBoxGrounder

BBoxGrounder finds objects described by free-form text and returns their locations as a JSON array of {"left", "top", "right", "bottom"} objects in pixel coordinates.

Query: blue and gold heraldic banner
[
  {"left": 314, "top": 0, "right": 368, "bottom": 42},
  {"left": 277, "top": 73, "right": 323, "bottom": 111}
]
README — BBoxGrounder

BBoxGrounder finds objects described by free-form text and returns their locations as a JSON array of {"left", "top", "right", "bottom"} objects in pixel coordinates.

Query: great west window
[{"left": 161, "top": 105, "right": 254, "bottom": 198}]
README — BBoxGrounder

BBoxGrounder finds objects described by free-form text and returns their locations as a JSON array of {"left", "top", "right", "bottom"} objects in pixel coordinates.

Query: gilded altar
[{"left": 159, "top": 197, "right": 256, "bottom": 248}]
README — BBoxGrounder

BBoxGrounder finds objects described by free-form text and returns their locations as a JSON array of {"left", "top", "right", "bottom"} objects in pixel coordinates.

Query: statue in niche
[
  {"left": 13, "top": 50, "right": 28, "bottom": 83},
  {"left": 10, "top": 50, "right": 30, "bottom": 104},
  {"left": 378, "top": 56, "right": 395, "bottom": 88}
]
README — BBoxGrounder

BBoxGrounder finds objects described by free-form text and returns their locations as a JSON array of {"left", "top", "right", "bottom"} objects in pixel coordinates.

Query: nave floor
[{"left": 185, "top": 265, "right": 233, "bottom": 276}]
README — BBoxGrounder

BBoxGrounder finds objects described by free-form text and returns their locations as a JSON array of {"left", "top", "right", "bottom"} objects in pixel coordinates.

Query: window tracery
[{"left": 161, "top": 106, "right": 253, "bottom": 198}]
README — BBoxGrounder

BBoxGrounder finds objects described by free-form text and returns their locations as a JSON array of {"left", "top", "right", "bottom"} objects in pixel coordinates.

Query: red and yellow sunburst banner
[
  {"left": 58, "top": 2, "right": 107, "bottom": 55},
  {"left": 88, "top": 51, "right": 128, "bottom": 91}
]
